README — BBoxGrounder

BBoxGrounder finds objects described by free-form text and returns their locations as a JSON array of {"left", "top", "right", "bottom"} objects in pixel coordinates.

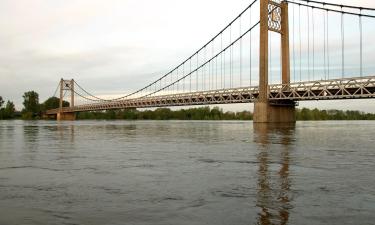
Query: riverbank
[
  {"left": 75, "top": 107, "right": 375, "bottom": 120},
  {"left": 2, "top": 107, "right": 375, "bottom": 121}
]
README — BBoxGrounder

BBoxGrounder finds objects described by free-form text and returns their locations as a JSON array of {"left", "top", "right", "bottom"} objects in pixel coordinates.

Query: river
[{"left": 0, "top": 120, "right": 374, "bottom": 225}]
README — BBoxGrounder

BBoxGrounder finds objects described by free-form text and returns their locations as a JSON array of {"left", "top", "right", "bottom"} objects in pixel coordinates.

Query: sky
[{"left": 1, "top": 0, "right": 375, "bottom": 112}]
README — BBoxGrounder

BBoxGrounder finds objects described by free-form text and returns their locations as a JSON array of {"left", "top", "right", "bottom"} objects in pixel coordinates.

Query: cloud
[{"left": 0, "top": 0, "right": 374, "bottom": 112}]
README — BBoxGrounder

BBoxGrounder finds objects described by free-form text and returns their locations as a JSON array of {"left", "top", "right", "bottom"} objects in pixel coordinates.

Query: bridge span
[
  {"left": 47, "top": 76, "right": 375, "bottom": 114},
  {"left": 46, "top": 0, "right": 375, "bottom": 122}
]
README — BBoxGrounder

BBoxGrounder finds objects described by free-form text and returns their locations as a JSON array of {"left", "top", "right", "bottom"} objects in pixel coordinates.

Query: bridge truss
[
  {"left": 46, "top": 76, "right": 375, "bottom": 114},
  {"left": 46, "top": 0, "right": 375, "bottom": 117}
]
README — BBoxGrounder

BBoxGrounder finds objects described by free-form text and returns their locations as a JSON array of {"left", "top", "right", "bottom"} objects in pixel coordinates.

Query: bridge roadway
[{"left": 46, "top": 76, "right": 375, "bottom": 114}]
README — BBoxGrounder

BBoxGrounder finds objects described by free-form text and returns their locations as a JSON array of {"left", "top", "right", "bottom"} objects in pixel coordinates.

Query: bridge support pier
[
  {"left": 254, "top": 0, "right": 295, "bottom": 123},
  {"left": 57, "top": 112, "right": 76, "bottom": 121},
  {"left": 254, "top": 101, "right": 295, "bottom": 123}
]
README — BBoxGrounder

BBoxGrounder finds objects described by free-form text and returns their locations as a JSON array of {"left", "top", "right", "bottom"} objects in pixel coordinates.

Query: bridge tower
[
  {"left": 254, "top": 0, "right": 296, "bottom": 123},
  {"left": 57, "top": 78, "right": 76, "bottom": 120}
]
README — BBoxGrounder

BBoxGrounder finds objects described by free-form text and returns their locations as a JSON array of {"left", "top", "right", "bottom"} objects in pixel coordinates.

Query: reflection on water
[
  {"left": 23, "top": 124, "right": 40, "bottom": 163},
  {"left": 0, "top": 120, "right": 375, "bottom": 225},
  {"left": 254, "top": 123, "right": 295, "bottom": 225},
  {"left": 23, "top": 124, "right": 39, "bottom": 145},
  {"left": 0, "top": 124, "right": 16, "bottom": 159},
  {"left": 56, "top": 123, "right": 75, "bottom": 143}
]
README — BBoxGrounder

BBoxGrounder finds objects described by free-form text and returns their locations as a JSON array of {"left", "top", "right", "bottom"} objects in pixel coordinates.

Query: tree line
[
  {"left": 0, "top": 91, "right": 68, "bottom": 120},
  {"left": 77, "top": 107, "right": 253, "bottom": 120},
  {"left": 77, "top": 107, "right": 375, "bottom": 121},
  {"left": 296, "top": 108, "right": 375, "bottom": 120},
  {"left": 1, "top": 90, "right": 375, "bottom": 120},
  {"left": 0, "top": 96, "right": 16, "bottom": 119}
]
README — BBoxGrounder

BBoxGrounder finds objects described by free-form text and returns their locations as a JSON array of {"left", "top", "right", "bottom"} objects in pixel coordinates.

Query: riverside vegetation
[
  {"left": 0, "top": 91, "right": 69, "bottom": 120},
  {"left": 76, "top": 107, "right": 375, "bottom": 120},
  {"left": 1, "top": 91, "right": 375, "bottom": 120}
]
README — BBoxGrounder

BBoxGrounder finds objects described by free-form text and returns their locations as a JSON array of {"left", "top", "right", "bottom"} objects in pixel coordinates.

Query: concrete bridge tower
[
  {"left": 57, "top": 78, "right": 76, "bottom": 120},
  {"left": 254, "top": 0, "right": 296, "bottom": 123}
]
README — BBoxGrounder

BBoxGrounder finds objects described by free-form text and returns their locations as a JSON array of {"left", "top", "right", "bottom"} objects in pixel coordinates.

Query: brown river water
[{"left": 0, "top": 120, "right": 374, "bottom": 225}]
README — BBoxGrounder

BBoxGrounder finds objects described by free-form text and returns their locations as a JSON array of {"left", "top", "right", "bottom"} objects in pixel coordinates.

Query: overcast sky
[{"left": 1, "top": 0, "right": 375, "bottom": 112}]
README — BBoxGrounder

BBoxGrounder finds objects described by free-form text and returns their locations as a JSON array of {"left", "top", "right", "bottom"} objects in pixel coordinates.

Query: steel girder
[{"left": 46, "top": 76, "right": 375, "bottom": 114}]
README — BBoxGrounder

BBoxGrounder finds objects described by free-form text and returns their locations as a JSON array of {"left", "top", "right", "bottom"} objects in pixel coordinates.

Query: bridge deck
[{"left": 46, "top": 76, "right": 375, "bottom": 114}]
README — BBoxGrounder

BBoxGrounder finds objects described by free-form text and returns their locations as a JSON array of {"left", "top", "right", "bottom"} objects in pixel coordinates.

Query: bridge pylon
[
  {"left": 57, "top": 78, "right": 76, "bottom": 121},
  {"left": 254, "top": 0, "right": 296, "bottom": 123}
]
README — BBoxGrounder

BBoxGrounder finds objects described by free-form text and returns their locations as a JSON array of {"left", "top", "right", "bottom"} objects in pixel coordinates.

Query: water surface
[{"left": 0, "top": 120, "right": 374, "bottom": 225}]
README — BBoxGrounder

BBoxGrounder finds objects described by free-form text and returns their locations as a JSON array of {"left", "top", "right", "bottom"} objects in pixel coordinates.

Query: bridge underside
[{"left": 46, "top": 76, "right": 375, "bottom": 121}]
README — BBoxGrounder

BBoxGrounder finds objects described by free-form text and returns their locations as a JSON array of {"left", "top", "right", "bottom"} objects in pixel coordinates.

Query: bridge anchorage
[{"left": 47, "top": 0, "right": 375, "bottom": 122}]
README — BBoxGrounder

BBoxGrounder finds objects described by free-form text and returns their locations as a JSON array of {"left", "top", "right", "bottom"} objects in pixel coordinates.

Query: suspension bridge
[{"left": 46, "top": 0, "right": 375, "bottom": 122}]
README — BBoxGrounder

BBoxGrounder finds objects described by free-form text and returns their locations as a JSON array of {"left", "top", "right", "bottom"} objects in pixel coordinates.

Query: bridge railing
[
  {"left": 47, "top": 0, "right": 375, "bottom": 114},
  {"left": 46, "top": 76, "right": 375, "bottom": 114}
]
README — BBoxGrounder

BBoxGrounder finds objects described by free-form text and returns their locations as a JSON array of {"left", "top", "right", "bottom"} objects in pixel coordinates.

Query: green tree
[
  {"left": 72, "top": 107, "right": 375, "bottom": 121},
  {"left": 3, "top": 101, "right": 16, "bottom": 119},
  {"left": 22, "top": 91, "right": 40, "bottom": 119},
  {"left": 211, "top": 107, "right": 223, "bottom": 120},
  {"left": 154, "top": 108, "right": 172, "bottom": 120},
  {"left": 40, "top": 97, "right": 69, "bottom": 112},
  {"left": 0, "top": 96, "right": 4, "bottom": 108},
  {"left": 0, "top": 97, "right": 15, "bottom": 119},
  {"left": 122, "top": 108, "right": 138, "bottom": 119},
  {"left": 298, "top": 108, "right": 313, "bottom": 120},
  {"left": 0, "top": 96, "right": 3, "bottom": 119},
  {"left": 105, "top": 110, "right": 117, "bottom": 119}
]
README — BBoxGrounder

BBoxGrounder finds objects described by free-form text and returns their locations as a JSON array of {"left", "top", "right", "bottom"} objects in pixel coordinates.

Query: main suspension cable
[
  {"left": 116, "top": 0, "right": 260, "bottom": 100},
  {"left": 286, "top": 1, "right": 375, "bottom": 18},
  {"left": 72, "top": 89, "right": 102, "bottom": 102},
  {"left": 292, "top": 0, "right": 375, "bottom": 11},
  {"left": 141, "top": 21, "right": 260, "bottom": 98},
  {"left": 69, "top": 0, "right": 260, "bottom": 102},
  {"left": 52, "top": 82, "right": 60, "bottom": 97},
  {"left": 74, "top": 81, "right": 108, "bottom": 101}
]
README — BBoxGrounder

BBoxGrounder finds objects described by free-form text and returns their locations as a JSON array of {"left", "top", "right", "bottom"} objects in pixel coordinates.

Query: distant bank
[
  {"left": 1, "top": 106, "right": 375, "bottom": 121},
  {"left": 74, "top": 107, "right": 375, "bottom": 121},
  {"left": 1, "top": 92, "right": 375, "bottom": 120}
]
